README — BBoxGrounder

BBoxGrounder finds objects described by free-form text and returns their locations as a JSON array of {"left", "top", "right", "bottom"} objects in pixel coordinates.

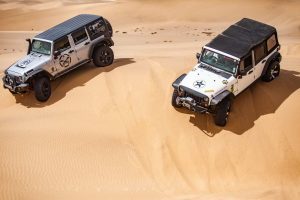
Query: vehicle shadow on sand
[
  {"left": 175, "top": 69, "right": 300, "bottom": 136},
  {"left": 14, "top": 58, "right": 135, "bottom": 107}
]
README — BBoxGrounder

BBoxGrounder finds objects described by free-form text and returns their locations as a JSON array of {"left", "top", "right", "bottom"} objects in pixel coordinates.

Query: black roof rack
[
  {"left": 35, "top": 14, "right": 102, "bottom": 41},
  {"left": 206, "top": 18, "right": 276, "bottom": 59}
]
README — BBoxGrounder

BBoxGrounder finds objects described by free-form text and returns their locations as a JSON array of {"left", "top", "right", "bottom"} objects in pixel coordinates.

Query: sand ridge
[{"left": 0, "top": 0, "right": 300, "bottom": 199}]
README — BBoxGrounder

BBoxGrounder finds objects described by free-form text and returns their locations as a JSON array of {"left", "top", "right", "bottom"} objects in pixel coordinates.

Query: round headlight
[
  {"left": 204, "top": 97, "right": 209, "bottom": 102},
  {"left": 178, "top": 87, "right": 185, "bottom": 96}
]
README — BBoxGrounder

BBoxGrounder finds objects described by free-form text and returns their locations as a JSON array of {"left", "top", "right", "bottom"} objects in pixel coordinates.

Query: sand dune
[{"left": 0, "top": 0, "right": 300, "bottom": 199}]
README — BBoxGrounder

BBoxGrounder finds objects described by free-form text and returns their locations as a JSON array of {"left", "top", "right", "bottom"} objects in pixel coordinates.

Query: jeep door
[
  {"left": 71, "top": 28, "right": 90, "bottom": 61},
  {"left": 236, "top": 53, "right": 255, "bottom": 94},
  {"left": 53, "top": 36, "right": 77, "bottom": 75},
  {"left": 253, "top": 41, "right": 268, "bottom": 80},
  {"left": 253, "top": 34, "right": 279, "bottom": 80}
]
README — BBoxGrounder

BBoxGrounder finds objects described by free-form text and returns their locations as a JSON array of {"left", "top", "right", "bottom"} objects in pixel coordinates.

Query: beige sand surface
[{"left": 0, "top": 0, "right": 300, "bottom": 199}]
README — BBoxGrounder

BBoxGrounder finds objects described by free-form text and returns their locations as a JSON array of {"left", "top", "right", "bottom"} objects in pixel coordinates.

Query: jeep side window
[
  {"left": 54, "top": 37, "right": 71, "bottom": 53},
  {"left": 87, "top": 20, "right": 106, "bottom": 40},
  {"left": 239, "top": 54, "right": 252, "bottom": 74},
  {"left": 72, "top": 28, "right": 88, "bottom": 45},
  {"left": 267, "top": 34, "right": 277, "bottom": 52},
  {"left": 254, "top": 42, "right": 267, "bottom": 64}
]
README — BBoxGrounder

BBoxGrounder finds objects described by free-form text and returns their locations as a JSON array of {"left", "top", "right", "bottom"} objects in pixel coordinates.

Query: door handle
[
  {"left": 84, "top": 42, "right": 90, "bottom": 45},
  {"left": 262, "top": 59, "right": 266, "bottom": 64},
  {"left": 248, "top": 70, "right": 253, "bottom": 74},
  {"left": 69, "top": 50, "right": 74, "bottom": 53}
]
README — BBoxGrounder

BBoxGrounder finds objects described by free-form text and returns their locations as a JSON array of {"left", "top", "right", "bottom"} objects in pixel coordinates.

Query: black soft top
[
  {"left": 35, "top": 14, "right": 102, "bottom": 41},
  {"left": 206, "top": 18, "right": 276, "bottom": 59}
]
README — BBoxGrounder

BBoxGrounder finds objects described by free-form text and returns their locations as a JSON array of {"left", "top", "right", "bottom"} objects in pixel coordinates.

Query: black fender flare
[
  {"left": 26, "top": 70, "right": 53, "bottom": 87},
  {"left": 172, "top": 74, "right": 186, "bottom": 89},
  {"left": 262, "top": 52, "right": 282, "bottom": 77},
  {"left": 29, "top": 69, "right": 53, "bottom": 79},
  {"left": 89, "top": 38, "right": 114, "bottom": 58},
  {"left": 211, "top": 90, "right": 234, "bottom": 106},
  {"left": 103, "top": 18, "right": 113, "bottom": 37}
]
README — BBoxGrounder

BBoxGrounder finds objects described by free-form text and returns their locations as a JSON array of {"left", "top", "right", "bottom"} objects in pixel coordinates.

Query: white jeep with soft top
[{"left": 172, "top": 18, "right": 282, "bottom": 126}]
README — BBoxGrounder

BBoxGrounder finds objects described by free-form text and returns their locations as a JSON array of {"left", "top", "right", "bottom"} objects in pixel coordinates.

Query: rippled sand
[{"left": 0, "top": 0, "right": 300, "bottom": 199}]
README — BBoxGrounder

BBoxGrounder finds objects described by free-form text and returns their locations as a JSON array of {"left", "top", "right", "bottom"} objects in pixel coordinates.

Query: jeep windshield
[
  {"left": 201, "top": 49, "right": 238, "bottom": 74},
  {"left": 31, "top": 39, "right": 51, "bottom": 55}
]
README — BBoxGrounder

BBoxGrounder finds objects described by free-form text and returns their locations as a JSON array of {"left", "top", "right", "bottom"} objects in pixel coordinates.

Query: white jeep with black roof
[
  {"left": 2, "top": 14, "right": 114, "bottom": 102},
  {"left": 172, "top": 18, "right": 282, "bottom": 126}
]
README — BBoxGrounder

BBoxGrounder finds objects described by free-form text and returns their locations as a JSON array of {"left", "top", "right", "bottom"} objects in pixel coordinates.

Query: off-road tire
[
  {"left": 262, "top": 61, "right": 280, "bottom": 82},
  {"left": 92, "top": 46, "right": 114, "bottom": 67},
  {"left": 172, "top": 89, "right": 182, "bottom": 108},
  {"left": 34, "top": 76, "right": 51, "bottom": 102},
  {"left": 214, "top": 98, "right": 231, "bottom": 126}
]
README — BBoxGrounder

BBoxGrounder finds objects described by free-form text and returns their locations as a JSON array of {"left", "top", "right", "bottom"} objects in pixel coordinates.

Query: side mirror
[
  {"left": 26, "top": 38, "right": 31, "bottom": 55},
  {"left": 54, "top": 51, "right": 61, "bottom": 59},
  {"left": 239, "top": 69, "right": 246, "bottom": 76},
  {"left": 196, "top": 53, "right": 201, "bottom": 63}
]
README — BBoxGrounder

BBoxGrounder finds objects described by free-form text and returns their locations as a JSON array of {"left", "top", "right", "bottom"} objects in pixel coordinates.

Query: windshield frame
[
  {"left": 200, "top": 47, "right": 240, "bottom": 74},
  {"left": 31, "top": 39, "right": 52, "bottom": 56}
]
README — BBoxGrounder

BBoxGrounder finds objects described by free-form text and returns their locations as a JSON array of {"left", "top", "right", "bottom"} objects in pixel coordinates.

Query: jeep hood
[
  {"left": 179, "top": 65, "right": 232, "bottom": 97},
  {"left": 7, "top": 52, "right": 51, "bottom": 75}
]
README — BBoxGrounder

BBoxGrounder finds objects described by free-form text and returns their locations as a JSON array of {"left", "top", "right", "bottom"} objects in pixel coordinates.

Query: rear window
[
  {"left": 87, "top": 20, "right": 106, "bottom": 40},
  {"left": 267, "top": 34, "right": 277, "bottom": 52}
]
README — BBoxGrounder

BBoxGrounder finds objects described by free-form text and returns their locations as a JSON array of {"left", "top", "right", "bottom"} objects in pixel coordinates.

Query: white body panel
[
  {"left": 7, "top": 53, "right": 51, "bottom": 76},
  {"left": 235, "top": 69, "right": 254, "bottom": 95},
  {"left": 72, "top": 30, "right": 91, "bottom": 61}
]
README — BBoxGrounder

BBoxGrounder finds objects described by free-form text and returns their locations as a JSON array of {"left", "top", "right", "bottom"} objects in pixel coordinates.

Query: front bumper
[
  {"left": 177, "top": 96, "right": 208, "bottom": 113},
  {"left": 2, "top": 76, "right": 29, "bottom": 93}
]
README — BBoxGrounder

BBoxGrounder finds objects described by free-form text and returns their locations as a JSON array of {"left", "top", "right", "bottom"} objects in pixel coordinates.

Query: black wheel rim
[
  {"left": 42, "top": 82, "right": 50, "bottom": 97},
  {"left": 225, "top": 101, "right": 231, "bottom": 122},
  {"left": 99, "top": 49, "right": 112, "bottom": 65},
  {"left": 270, "top": 64, "right": 280, "bottom": 79}
]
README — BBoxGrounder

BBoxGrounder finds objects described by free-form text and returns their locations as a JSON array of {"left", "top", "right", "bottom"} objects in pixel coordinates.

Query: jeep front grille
[
  {"left": 180, "top": 86, "right": 208, "bottom": 105},
  {"left": 186, "top": 93, "right": 203, "bottom": 104}
]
